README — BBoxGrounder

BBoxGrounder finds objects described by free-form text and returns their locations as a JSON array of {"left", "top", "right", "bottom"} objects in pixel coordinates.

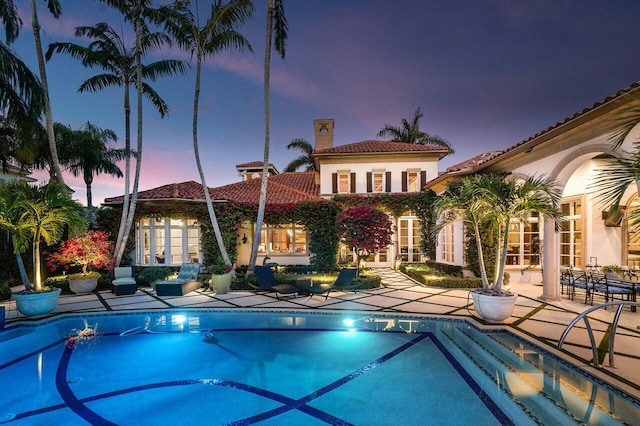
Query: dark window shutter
[
  {"left": 401, "top": 171, "right": 408, "bottom": 192},
  {"left": 420, "top": 171, "right": 427, "bottom": 190},
  {"left": 332, "top": 173, "right": 337, "bottom": 193},
  {"left": 350, "top": 173, "right": 356, "bottom": 193},
  {"left": 366, "top": 172, "right": 372, "bottom": 193},
  {"left": 385, "top": 172, "right": 391, "bottom": 192}
]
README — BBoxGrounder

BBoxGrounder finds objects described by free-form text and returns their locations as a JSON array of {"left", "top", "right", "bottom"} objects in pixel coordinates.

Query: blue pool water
[{"left": 0, "top": 311, "right": 638, "bottom": 425}]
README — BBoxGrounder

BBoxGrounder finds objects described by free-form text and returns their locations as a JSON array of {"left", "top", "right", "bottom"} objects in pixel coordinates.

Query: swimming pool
[{"left": 0, "top": 310, "right": 638, "bottom": 425}]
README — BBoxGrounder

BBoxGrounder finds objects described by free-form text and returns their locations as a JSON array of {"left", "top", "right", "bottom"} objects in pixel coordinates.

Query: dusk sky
[{"left": 10, "top": 0, "right": 640, "bottom": 206}]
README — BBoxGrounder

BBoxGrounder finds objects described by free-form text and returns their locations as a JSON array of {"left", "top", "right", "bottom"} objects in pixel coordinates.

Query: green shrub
[
  {"left": 0, "top": 281, "right": 12, "bottom": 301},
  {"left": 402, "top": 264, "right": 481, "bottom": 289},
  {"left": 138, "top": 267, "right": 174, "bottom": 286}
]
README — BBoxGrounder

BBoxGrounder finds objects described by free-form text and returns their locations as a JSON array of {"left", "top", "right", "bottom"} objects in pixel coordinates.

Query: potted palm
[
  {"left": 209, "top": 263, "right": 233, "bottom": 294},
  {"left": 0, "top": 181, "right": 87, "bottom": 316},
  {"left": 437, "top": 174, "right": 562, "bottom": 323},
  {"left": 46, "top": 230, "right": 115, "bottom": 294}
]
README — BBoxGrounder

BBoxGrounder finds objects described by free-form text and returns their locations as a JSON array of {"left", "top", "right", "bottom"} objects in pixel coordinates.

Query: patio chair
[
  {"left": 326, "top": 268, "right": 359, "bottom": 298},
  {"left": 297, "top": 268, "right": 358, "bottom": 300},
  {"left": 155, "top": 262, "right": 202, "bottom": 296},
  {"left": 112, "top": 267, "right": 137, "bottom": 296},
  {"left": 252, "top": 266, "right": 300, "bottom": 300}
]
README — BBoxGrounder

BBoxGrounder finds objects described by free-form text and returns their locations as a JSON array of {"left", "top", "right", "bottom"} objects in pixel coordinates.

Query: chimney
[{"left": 314, "top": 119, "right": 334, "bottom": 151}]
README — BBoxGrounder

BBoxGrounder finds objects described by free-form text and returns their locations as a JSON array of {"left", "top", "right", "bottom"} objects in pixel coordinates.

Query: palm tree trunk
[
  {"left": 193, "top": 55, "right": 232, "bottom": 268},
  {"left": 249, "top": 0, "right": 274, "bottom": 273},
  {"left": 33, "top": 234, "right": 42, "bottom": 291},
  {"left": 14, "top": 248, "right": 32, "bottom": 291},
  {"left": 473, "top": 221, "right": 491, "bottom": 290},
  {"left": 116, "top": 13, "right": 143, "bottom": 265},
  {"left": 30, "top": 0, "right": 65, "bottom": 186},
  {"left": 114, "top": 85, "right": 132, "bottom": 265}
]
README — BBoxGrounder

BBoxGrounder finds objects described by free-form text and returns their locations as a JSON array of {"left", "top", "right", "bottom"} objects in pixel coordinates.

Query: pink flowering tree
[
  {"left": 46, "top": 230, "right": 115, "bottom": 276},
  {"left": 337, "top": 206, "right": 393, "bottom": 278}
]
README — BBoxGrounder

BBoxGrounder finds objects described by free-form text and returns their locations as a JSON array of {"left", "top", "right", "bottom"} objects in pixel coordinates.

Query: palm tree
[
  {"left": 590, "top": 106, "right": 640, "bottom": 229},
  {"left": 249, "top": 0, "right": 288, "bottom": 272},
  {"left": 55, "top": 122, "right": 129, "bottom": 226},
  {"left": 0, "top": 0, "right": 44, "bottom": 127},
  {"left": 283, "top": 138, "right": 315, "bottom": 172},
  {"left": 29, "top": 0, "right": 65, "bottom": 185},
  {"left": 378, "top": 107, "right": 454, "bottom": 153},
  {"left": 161, "top": 0, "right": 253, "bottom": 270},
  {"left": 437, "top": 174, "right": 562, "bottom": 293},
  {"left": 56, "top": 2, "right": 188, "bottom": 265},
  {"left": 0, "top": 180, "right": 87, "bottom": 292}
]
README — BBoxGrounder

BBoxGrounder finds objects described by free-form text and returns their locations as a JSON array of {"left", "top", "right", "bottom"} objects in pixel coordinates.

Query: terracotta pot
[
  {"left": 210, "top": 273, "right": 232, "bottom": 294},
  {"left": 69, "top": 277, "right": 98, "bottom": 294},
  {"left": 471, "top": 290, "right": 518, "bottom": 323},
  {"left": 13, "top": 288, "right": 61, "bottom": 317}
]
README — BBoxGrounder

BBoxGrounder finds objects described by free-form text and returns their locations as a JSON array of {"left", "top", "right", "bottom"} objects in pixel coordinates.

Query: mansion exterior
[{"left": 103, "top": 81, "right": 640, "bottom": 301}]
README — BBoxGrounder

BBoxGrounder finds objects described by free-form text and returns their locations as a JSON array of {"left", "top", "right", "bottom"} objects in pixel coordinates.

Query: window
[
  {"left": 402, "top": 170, "right": 426, "bottom": 192},
  {"left": 258, "top": 223, "right": 308, "bottom": 255},
  {"left": 407, "top": 171, "right": 419, "bottom": 192},
  {"left": 136, "top": 217, "right": 201, "bottom": 266},
  {"left": 560, "top": 197, "right": 583, "bottom": 269},
  {"left": 505, "top": 213, "right": 540, "bottom": 266},
  {"left": 441, "top": 223, "right": 454, "bottom": 263},
  {"left": 373, "top": 171, "right": 384, "bottom": 193},
  {"left": 399, "top": 216, "right": 422, "bottom": 262},
  {"left": 333, "top": 170, "right": 353, "bottom": 194}
]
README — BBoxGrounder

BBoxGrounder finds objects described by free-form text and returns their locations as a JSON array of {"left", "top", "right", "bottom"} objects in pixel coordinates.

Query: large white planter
[
  {"left": 471, "top": 291, "right": 518, "bottom": 323},
  {"left": 13, "top": 288, "right": 61, "bottom": 317},
  {"left": 69, "top": 277, "right": 98, "bottom": 295}
]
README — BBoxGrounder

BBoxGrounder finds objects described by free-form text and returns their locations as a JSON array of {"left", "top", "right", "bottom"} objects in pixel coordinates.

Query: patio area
[{"left": 3, "top": 267, "right": 640, "bottom": 399}]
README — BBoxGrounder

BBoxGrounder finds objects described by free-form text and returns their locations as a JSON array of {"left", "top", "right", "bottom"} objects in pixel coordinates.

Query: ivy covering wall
[{"left": 97, "top": 189, "right": 438, "bottom": 272}]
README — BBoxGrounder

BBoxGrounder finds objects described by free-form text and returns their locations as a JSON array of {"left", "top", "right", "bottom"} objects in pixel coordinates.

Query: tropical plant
[
  {"left": 55, "top": 122, "right": 129, "bottom": 226},
  {"left": 0, "top": 0, "right": 44, "bottom": 123},
  {"left": 283, "top": 138, "right": 315, "bottom": 172},
  {"left": 589, "top": 105, "right": 640, "bottom": 230},
  {"left": 249, "top": 0, "right": 288, "bottom": 273},
  {"left": 45, "top": 18, "right": 188, "bottom": 265},
  {"left": 0, "top": 180, "right": 87, "bottom": 292},
  {"left": 378, "top": 107, "right": 454, "bottom": 153},
  {"left": 337, "top": 205, "right": 393, "bottom": 278},
  {"left": 161, "top": 0, "right": 254, "bottom": 273},
  {"left": 601, "top": 264, "right": 622, "bottom": 274},
  {"left": 436, "top": 174, "right": 562, "bottom": 294},
  {"left": 46, "top": 230, "right": 115, "bottom": 277}
]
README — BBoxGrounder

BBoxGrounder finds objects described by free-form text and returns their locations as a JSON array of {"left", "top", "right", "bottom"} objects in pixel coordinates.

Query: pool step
[{"left": 438, "top": 324, "right": 630, "bottom": 425}]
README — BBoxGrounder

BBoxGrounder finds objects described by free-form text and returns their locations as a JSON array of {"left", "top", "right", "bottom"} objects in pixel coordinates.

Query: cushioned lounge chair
[
  {"left": 252, "top": 266, "right": 300, "bottom": 300},
  {"left": 296, "top": 268, "right": 358, "bottom": 300},
  {"left": 112, "top": 267, "right": 137, "bottom": 295},
  {"left": 155, "top": 262, "right": 202, "bottom": 296}
]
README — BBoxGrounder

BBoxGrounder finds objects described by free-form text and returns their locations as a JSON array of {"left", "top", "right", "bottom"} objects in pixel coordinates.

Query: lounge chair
[
  {"left": 112, "top": 267, "right": 137, "bottom": 296},
  {"left": 155, "top": 262, "right": 202, "bottom": 296},
  {"left": 326, "top": 268, "right": 359, "bottom": 298},
  {"left": 296, "top": 268, "right": 358, "bottom": 300},
  {"left": 252, "top": 266, "right": 300, "bottom": 300}
]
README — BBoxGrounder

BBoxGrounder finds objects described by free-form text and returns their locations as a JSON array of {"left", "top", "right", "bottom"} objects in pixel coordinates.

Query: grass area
[{"left": 400, "top": 263, "right": 481, "bottom": 289}]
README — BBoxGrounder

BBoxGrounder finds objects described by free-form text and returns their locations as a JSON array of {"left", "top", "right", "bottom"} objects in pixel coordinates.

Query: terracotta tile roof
[
  {"left": 104, "top": 181, "right": 206, "bottom": 204},
  {"left": 236, "top": 161, "right": 277, "bottom": 170},
  {"left": 210, "top": 172, "right": 319, "bottom": 204},
  {"left": 445, "top": 151, "right": 504, "bottom": 173},
  {"left": 314, "top": 140, "right": 449, "bottom": 155},
  {"left": 103, "top": 173, "right": 319, "bottom": 206}
]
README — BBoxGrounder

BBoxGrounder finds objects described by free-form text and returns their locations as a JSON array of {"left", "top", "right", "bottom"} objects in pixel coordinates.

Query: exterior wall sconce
[{"left": 242, "top": 234, "right": 248, "bottom": 244}]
